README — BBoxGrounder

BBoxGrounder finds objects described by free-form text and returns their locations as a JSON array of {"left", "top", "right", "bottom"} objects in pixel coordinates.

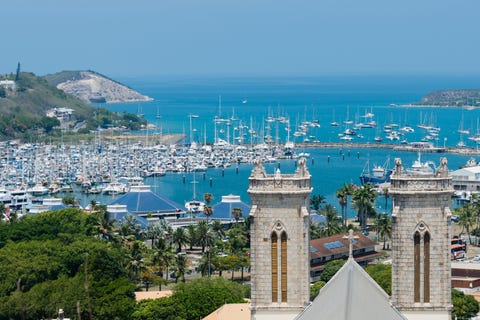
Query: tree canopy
[{"left": 0, "top": 208, "right": 136, "bottom": 320}]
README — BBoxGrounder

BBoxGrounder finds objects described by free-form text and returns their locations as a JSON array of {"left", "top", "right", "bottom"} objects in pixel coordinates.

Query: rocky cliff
[{"left": 44, "top": 70, "right": 153, "bottom": 104}]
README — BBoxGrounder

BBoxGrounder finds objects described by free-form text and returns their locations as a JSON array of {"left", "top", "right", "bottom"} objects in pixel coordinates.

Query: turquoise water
[{"left": 98, "top": 75, "right": 480, "bottom": 218}]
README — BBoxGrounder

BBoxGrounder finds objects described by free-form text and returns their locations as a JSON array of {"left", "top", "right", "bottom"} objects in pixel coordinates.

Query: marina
[
  {"left": 0, "top": 137, "right": 478, "bottom": 220},
  {"left": 3, "top": 75, "right": 480, "bottom": 220}
]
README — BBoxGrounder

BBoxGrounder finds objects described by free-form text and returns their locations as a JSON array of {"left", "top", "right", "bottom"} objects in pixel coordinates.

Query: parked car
[{"left": 470, "top": 256, "right": 480, "bottom": 263}]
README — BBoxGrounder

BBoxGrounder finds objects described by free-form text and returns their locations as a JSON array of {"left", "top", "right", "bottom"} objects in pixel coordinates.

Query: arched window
[
  {"left": 424, "top": 232, "right": 430, "bottom": 303},
  {"left": 414, "top": 232, "right": 421, "bottom": 303},
  {"left": 281, "top": 231, "right": 288, "bottom": 302},
  {"left": 271, "top": 232, "right": 278, "bottom": 302}
]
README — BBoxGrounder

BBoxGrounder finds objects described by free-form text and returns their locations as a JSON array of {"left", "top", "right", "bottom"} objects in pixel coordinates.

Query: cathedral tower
[
  {"left": 390, "top": 157, "right": 453, "bottom": 320},
  {"left": 248, "top": 158, "right": 312, "bottom": 320}
]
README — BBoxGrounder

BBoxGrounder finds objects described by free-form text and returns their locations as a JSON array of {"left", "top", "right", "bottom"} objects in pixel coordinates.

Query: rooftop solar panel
[{"left": 324, "top": 241, "right": 345, "bottom": 250}]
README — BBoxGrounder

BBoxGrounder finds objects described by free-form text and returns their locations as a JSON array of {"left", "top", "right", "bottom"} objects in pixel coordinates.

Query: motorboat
[{"left": 405, "top": 153, "right": 436, "bottom": 175}]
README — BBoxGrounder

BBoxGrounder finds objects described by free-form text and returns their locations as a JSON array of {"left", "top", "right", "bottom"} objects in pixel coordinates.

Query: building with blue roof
[
  {"left": 197, "top": 194, "right": 250, "bottom": 221},
  {"left": 107, "top": 204, "right": 148, "bottom": 229},
  {"left": 108, "top": 184, "right": 186, "bottom": 220}
]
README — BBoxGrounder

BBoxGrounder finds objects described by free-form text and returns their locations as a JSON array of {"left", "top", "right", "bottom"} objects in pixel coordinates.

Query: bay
[{"left": 95, "top": 75, "right": 480, "bottom": 218}]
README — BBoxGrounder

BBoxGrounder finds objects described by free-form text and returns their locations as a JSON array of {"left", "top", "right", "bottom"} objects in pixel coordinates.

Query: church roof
[{"left": 296, "top": 258, "right": 406, "bottom": 320}]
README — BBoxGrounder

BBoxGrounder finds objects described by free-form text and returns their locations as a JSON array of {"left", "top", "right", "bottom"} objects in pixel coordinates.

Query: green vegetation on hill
[
  {"left": 43, "top": 70, "right": 85, "bottom": 86},
  {"left": 418, "top": 89, "right": 480, "bottom": 107},
  {"left": 0, "top": 71, "right": 146, "bottom": 141},
  {"left": 0, "top": 209, "right": 136, "bottom": 319},
  {"left": 44, "top": 70, "right": 125, "bottom": 88}
]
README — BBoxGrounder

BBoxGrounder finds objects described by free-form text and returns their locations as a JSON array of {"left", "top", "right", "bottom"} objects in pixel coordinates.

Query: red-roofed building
[{"left": 309, "top": 232, "right": 382, "bottom": 282}]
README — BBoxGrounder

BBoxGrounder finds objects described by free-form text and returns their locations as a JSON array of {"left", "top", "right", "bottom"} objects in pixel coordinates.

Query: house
[
  {"left": 309, "top": 232, "right": 382, "bottom": 282},
  {"left": 0, "top": 80, "right": 16, "bottom": 90}
]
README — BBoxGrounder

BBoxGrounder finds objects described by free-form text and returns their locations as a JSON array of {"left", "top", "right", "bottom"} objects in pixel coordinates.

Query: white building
[
  {"left": 451, "top": 165, "right": 480, "bottom": 195},
  {"left": 0, "top": 80, "right": 16, "bottom": 90}
]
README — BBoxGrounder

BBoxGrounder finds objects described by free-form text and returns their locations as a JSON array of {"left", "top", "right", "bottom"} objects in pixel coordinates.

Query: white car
[{"left": 470, "top": 256, "right": 480, "bottom": 263}]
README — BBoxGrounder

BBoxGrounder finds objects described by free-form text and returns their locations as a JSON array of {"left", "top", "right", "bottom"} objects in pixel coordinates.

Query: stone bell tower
[
  {"left": 248, "top": 158, "right": 312, "bottom": 320},
  {"left": 389, "top": 157, "right": 453, "bottom": 320}
]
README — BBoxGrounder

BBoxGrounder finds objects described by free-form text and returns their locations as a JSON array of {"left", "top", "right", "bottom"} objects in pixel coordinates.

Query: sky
[{"left": 1, "top": 0, "right": 479, "bottom": 77}]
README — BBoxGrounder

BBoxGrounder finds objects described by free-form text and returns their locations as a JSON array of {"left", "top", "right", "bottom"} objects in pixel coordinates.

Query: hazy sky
[{"left": 1, "top": 0, "right": 478, "bottom": 77}]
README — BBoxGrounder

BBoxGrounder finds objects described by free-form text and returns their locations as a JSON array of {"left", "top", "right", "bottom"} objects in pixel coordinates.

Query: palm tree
[
  {"left": 126, "top": 241, "right": 148, "bottom": 281},
  {"left": 470, "top": 193, "right": 480, "bottom": 231},
  {"left": 456, "top": 204, "right": 476, "bottom": 244},
  {"left": 382, "top": 186, "right": 390, "bottom": 212},
  {"left": 198, "top": 248, "right": 216, "bottom": 277},
  {"left": 203, "top": 205, "right": 214, "bottom": 223},
  {"left": 196, "top": 220, "right": 214, "bottom": 252},
  {"left": 211, "top": 220, "right": 225, "bottom": 241},
  {"left": 145, "top": 221, "right": 164, "bottom": 248},
  {"left": 119, "top": 215, "right": 143, "bottom": 240},
  {"left": 203, "top": 193, "right": 214, "bottom": 205},
  {"left": 319, "top": 204, "right": 342, "bottom": 236},
  {"left": 186, "top": 224, "right": 197, "bottom": 250},
  {"left": 352, "top": 183, "right": 378, "bottom": 232},
  {"left": 310, "top": 220, "right": 323, "bottom": 239},
  {"left": 174, "top": 253, "right": 187, "bottom": 283},
  {"left": 336, "top": 189, "right": 347, "bottom": 227},
  {"left": 173, "top": 227, "right": 189, "bottom": 253},
  {"left": 89, "top": 199, "right": 97, "bottom": 213},
  {"left": 227, "top": 224, "right": 249, "bottom": 254},
  {"left": 157, "top": 219, "right": 173, "bottom": 248},
  {"left": 375, "top": 213, "right": 392, "bottom": 250},
  {"left": 310, "top": 194, "right": 326, "bottom": 212},
  {"left": 232, "top": 208, "right": 243, "bottom": 225},
  {"left": 94, "top": 208, "right": 116, "bottom": 242},
  {"left": 152, "top": 248, "right": 174, "bottom": 281},
  {"left": 152, "top": 246, "right": 174, "bottom": 282}
]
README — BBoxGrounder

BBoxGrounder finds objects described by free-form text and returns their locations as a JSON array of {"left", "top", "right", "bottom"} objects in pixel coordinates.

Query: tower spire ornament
[{"left": 343, "top": 229, "right": 359, "bottom": 260}]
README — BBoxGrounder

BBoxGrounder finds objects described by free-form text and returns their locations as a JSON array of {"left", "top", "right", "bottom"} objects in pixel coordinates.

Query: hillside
[
  {"left": 0, "top": 72, "right": 92, "bottom": 119},
  {"left": 44, "top": 70, "right": 153, "bottom": 103},
  {"left": 419, "top": 89, "right": 480, "bottom": 107},
  {"left": 0, "top": 72, "right": 146, "bottom": 140}
]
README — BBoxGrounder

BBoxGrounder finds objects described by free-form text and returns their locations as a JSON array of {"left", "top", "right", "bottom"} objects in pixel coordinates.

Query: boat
[
  {"left": 102, "top": 181, "right": 128, "bottom": 195},
  {"left": 185, "top": 200, "right": 205, "bottom": 214},
  {"left": 184, "top": 172, "right": 205, "bottom": 214},
  {"left": 359, "top": 157, "right": 392, "bottom": 185},
  {"left": 283, "top": 141, "right": 295, "bottom": 157},
  {"left": 405, "top": 152, "right": 436, "bottom": 175},
  {"left": 460, "top": 157, "right": 478, "bottom": 168},
  {"left": 28, "top": 183, "right": 49, "bottom": 196}
]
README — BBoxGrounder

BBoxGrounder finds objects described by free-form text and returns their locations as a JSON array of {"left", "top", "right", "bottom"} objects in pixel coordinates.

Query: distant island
[
  {"left": 44, "top": 70, "right": 153, "bottom": 104},
  {"left": 416, "top": 89, "right": 480, "bottom": 107}
]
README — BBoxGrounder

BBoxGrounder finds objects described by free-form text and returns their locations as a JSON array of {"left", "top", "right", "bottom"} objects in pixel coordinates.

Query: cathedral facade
[{"left": 248, "top": 157, "right": 453, "bottom": 320}]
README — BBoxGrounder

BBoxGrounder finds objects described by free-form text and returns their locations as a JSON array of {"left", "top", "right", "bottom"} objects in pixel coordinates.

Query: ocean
[{"left": 95, "top": 74, "right": 480, "bottom": 218}]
